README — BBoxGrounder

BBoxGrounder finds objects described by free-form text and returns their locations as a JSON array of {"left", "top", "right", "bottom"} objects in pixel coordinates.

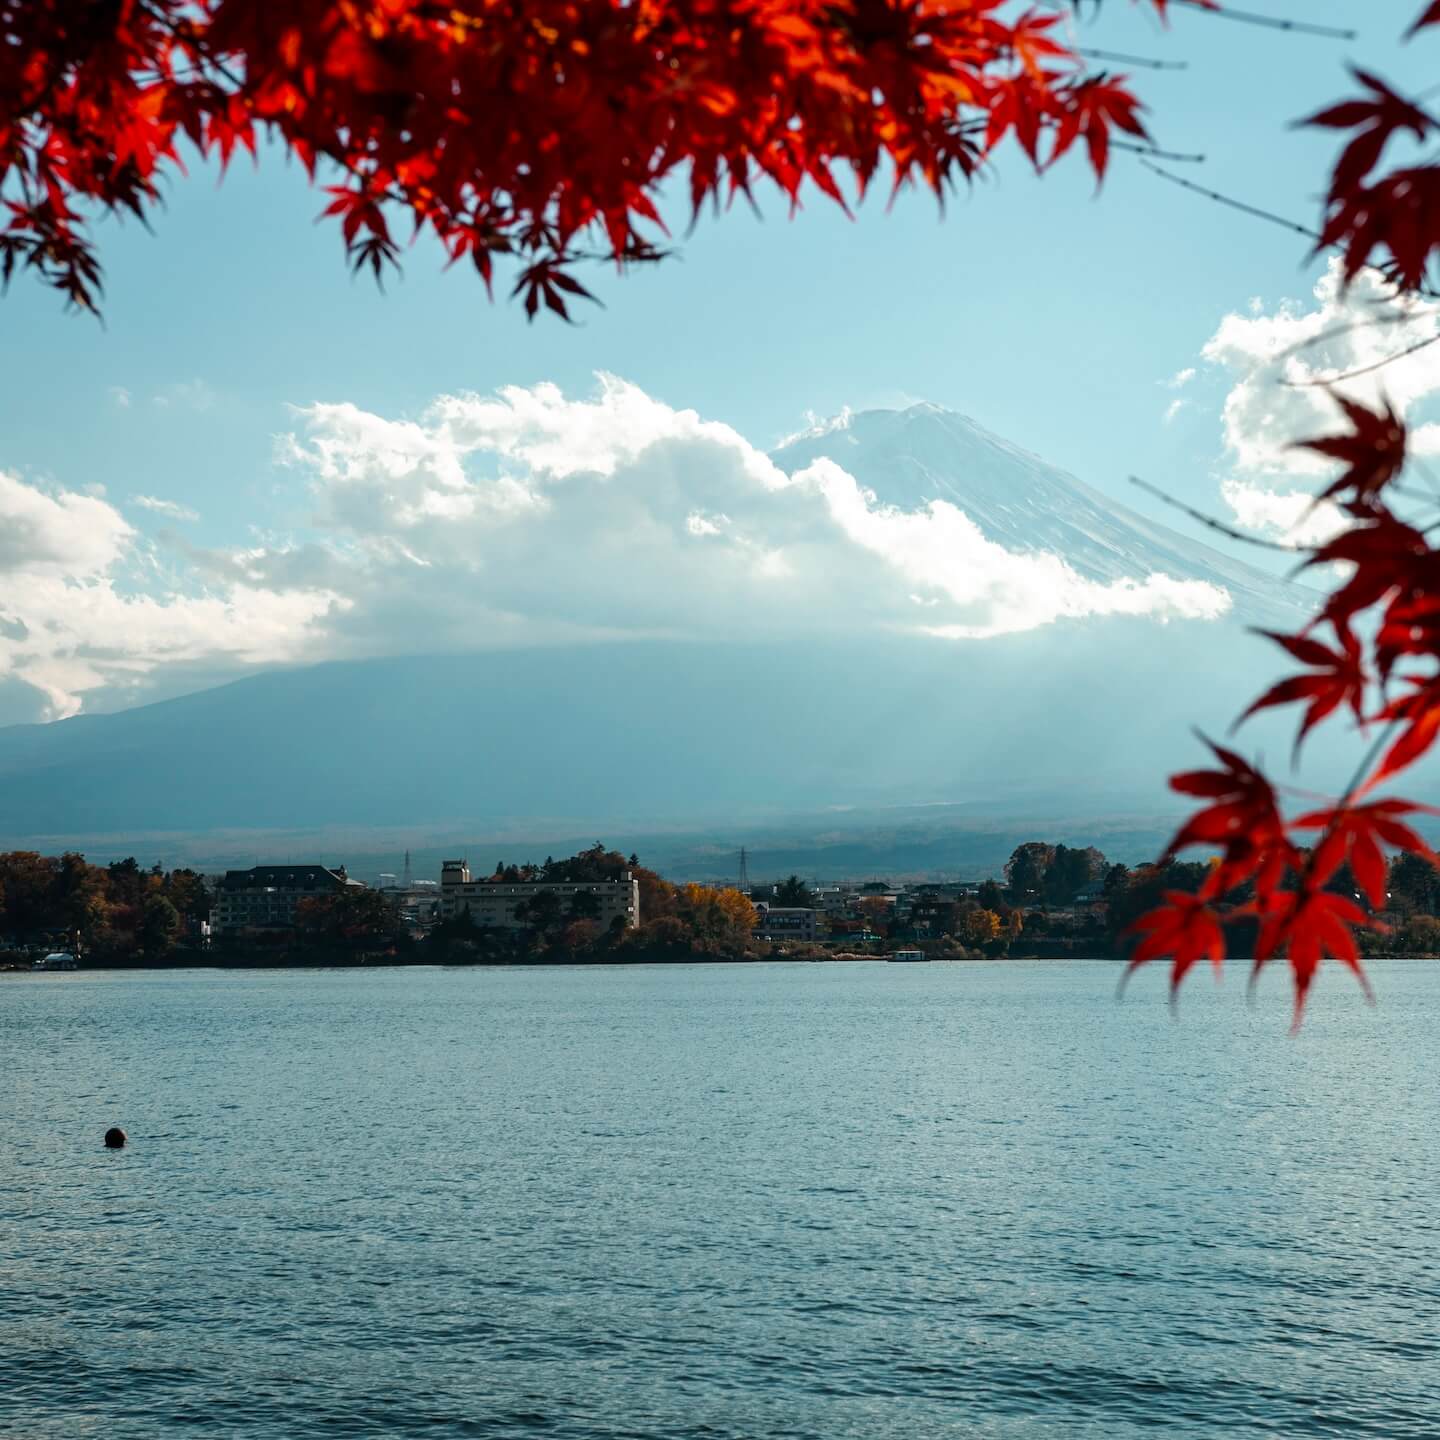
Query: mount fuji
[
  {"left": 0, "top": 402, "right": 1330, "bottom": 852},
  {"left": 773, "top": 403, "right": 1306, "bottom": 629}
]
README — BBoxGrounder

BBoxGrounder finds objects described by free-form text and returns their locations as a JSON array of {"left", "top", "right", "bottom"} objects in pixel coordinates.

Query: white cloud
[
  {"left": 1219, "top": 479, "right": 1347, "bottom": 549},
  {"left": 131, "top": 494, "right": 200, "bottom": 523},
  {"left": 1164, "top": 367, "right": 1197, "bottom": 391},
  {"left": 0, "top": 470, "right": 339, "bottom": 719},
  {"left": 1, "top": 376, "right": 1232, "bottom": 719},
  {"left": 108, "top": 386, "right": 131, "bottom": 409},
  {"left": 1164, "top": 398, "right": 1187, "bottom": 425},
  {"left": 1202, "top": 259, "right": 1440, "bottom": 538},
  {"left": 276, "top": 375, "right": 1228, "bottom": 651}
]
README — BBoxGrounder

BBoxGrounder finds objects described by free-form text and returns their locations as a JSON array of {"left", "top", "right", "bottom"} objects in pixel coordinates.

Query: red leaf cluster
[
  {"left": 0, "top": 0, "right": 1165, "bottom": 314},
  {"left": 1131, "top": 390, "right": 1440, "bottom": 1026},
  {"left": 1305, "top": 36, "right": 1440, "bottom": 290}
]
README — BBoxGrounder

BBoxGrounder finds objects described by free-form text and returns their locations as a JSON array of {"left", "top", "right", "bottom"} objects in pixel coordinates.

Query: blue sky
[{"left": 1, "top": 1, "right": 1436, "bottom": 722}]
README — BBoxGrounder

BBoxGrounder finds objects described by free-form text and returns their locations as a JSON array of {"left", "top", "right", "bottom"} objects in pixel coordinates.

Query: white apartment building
[
  {"left": 440, "top": 862, "right": 640, "bottom": 930},
  {"left": 753, "top": 904, "right": 819, "bottom": 942}
]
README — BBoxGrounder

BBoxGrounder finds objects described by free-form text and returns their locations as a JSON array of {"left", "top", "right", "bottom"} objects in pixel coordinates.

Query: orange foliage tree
[{"left": 1, "top": 0, "right": 1161, "bottom": 314}]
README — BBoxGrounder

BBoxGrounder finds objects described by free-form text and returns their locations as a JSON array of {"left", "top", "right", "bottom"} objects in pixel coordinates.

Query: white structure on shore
[{"left": 440, "top": 862, "right": 640, "bottom": 931}]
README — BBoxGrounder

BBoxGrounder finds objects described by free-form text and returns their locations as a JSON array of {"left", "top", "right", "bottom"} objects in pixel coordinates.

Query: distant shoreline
[{"left": 9, "top": 955, "right": 1440, "bottom": 975}]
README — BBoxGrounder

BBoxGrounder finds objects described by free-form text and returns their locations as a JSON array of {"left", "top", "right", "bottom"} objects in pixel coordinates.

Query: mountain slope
[
  {"left": 0, "top": 628, "right": 1349, "bottom": 838},
  {"left": 0, "top": 402, "right": 1337, "bottom": 841},
  {"left": 773, "top": 404, "right": 1307, "bottom": 627}
]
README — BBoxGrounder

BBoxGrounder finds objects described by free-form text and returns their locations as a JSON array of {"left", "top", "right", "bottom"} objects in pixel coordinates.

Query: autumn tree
[
  {"left": 962, "top": 908, "right": 1002, "bottom": 947},
  {"left": 677, "top": 884, "right": 758, "bottom": 950},
  {"left": 1004, "top": 843, "right": 1055, "bottom": 905},
  {"left": 856, "top": 895, "right": 892, "bottom": 935},
  {"left": 1389, "top": 852, "right": 1440, "bottom": 915},
  {"left": 138, "top": 895, "right": 181, "bottom": 957},
  {"left": 58, "top": 852, "right": 111, "bottom": 951},
  {"left": 1043, "top": 845, "right": 1107, "bottom": 905},
  {"left": 976, "top": 879, "right": 1006, "bottom": 913},
  {"left": 0, "top": 852, "right": 73, "bottom": 936},
  {"left": 294, "top": 886, "right": 398, "bottom": 944},
  {"left": 163, "top": 869, "right": 211, "bottom": 929}
]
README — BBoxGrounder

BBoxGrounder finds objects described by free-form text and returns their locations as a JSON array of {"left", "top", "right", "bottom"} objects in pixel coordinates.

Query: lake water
[{"left": 3, "top": 961, "right": 1438, "bottom": 1438}]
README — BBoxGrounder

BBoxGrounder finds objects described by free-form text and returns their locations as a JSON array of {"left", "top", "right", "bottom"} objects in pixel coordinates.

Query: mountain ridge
[{"left": 772, "top": 403, "right": 1307, "bottom": 627}]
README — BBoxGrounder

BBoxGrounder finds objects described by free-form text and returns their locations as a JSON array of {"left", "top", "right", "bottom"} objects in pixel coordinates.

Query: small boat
[
  {"left": 888, "top": 949, "right": 929, "bottom": 963},
  {"left": 31, "top": 951, "right": 78, "bottom": 971}
]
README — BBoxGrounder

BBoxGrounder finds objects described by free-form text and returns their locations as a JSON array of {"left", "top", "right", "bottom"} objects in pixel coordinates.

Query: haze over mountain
[{"left": 0, "top": 397, "right": 1341, "bottom": 860}]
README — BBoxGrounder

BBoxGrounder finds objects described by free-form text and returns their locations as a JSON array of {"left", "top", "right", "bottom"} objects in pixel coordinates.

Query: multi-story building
[
  {"left": 753, "top": 904, "right": 818, "bottom": 942},
  {"left": 212, "top": 864, "right": 361, "bottom": 937},
  {"left": 439, "top": 862, "right": 640, "bottom": 931}
]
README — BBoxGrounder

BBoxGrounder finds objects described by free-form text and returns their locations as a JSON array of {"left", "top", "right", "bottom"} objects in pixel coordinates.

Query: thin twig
[
  {"left": 1172, "top": 0, "right": 1356, "bottom": 40},
  {"left": 1139, "top": 160, "right": 1321, "bottom": 242},
  {"left": 1276, "top": 310, "right": 1436, "bottom": 367},
  {"left": 1113, "top": 141, "right": 1206, "bottom": 163},
  {"left": 1129, "top": 475, "right": 1307, "bottom": 552},
  {"left": 1280, "top": 333, "right": 1440, "bottom": 387},
  {"left": 1076, "top": 47, "right": 1188, "bottom": 71}
]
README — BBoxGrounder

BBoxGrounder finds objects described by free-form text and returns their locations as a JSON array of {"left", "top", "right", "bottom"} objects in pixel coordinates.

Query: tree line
[
  {"left": 6, "top": 837, "right": 1440, "bottom": 966},
  {"left": 0, "top": 853, "right": 206, "bottom": 962}
]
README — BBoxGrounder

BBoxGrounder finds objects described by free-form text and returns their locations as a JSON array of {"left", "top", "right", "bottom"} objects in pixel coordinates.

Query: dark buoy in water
[{"left": 104, "top": 1127, "right": 127, "bottom": 1149}]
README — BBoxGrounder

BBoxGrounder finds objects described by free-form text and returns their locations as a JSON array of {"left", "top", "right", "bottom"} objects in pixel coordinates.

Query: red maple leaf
[
  {"left": 1409, "top": 1, "right": 1440, "bottom": 36},
  {"left": 1126, "top": 891, "right": 1226, "bottom": 996},
  {"left": 1164, "top": 738, "right": 1294, "bottom": 897},
  {"left": 1239, "top": 624, "right": 1367, "bottom": 754},
  {"left": 1304, "top": 513, "right": 1430, "bottom": 636},
  {"left": 1254, "top": 888, "right": 1374, "bottom": 1031},
  {"left": 1317, "top": 164, "right": 1440, "bottom": 292},
  {"left": 1293, "top": 799, "right": 1438, "bottom": 908},
  {"left": 1293, "top": 394, "right": 1407, "bottom": 510},
  {"left": 1372, "top": 683, "right": 1440, "bottom": 785},
  {"left": 1303, "top": 69, "right": 1433, "bottom": 207}
]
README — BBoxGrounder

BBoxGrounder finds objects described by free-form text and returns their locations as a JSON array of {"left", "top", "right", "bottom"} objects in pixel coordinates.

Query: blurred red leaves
[
  {"left": 0, "top": 0, "right": 1166, "bottom": 315},
  {"left": 1132, "top": 384, "right": 1440, "bottom": 1024}
]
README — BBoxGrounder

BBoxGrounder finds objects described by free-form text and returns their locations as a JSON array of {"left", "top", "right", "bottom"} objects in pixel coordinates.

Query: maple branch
[
  {"left": 1075, "top": 47, "right": 1188, "bottom": 71},
  {"left": 1113, "top": 141, "right": 1205, "bottom": 163},
  {"left": 1171, "top": 0, "right": 1357, "bottom": 41},
  {"left": 1279, "top": 333, "right": 1440, "bottom": 387},
  {"left": 1139, "top": 160, "right": 1322, "bottom": 242},
  {"left": 1128, "top": 475, "right": 1307, "bottom": 553},
  {"left": 1276, "top": 309, "right": 1438, "bottom": 367}
]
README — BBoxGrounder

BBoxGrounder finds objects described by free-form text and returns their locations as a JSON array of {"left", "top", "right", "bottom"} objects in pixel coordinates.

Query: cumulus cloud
[
  {"left": 277, "top": 374, "right": 1227, "bottom": 651},
  {"left": 131, "top": 494, "right": 200, "bottom": 522},
  {"left": 1203, "top": 259, "right": 1440, "bottom": 540},
  {"left": 1219, "top": 479, "right": 1346, "bottom": 549},
  {"left": 3, "top": 376, "right": 1231, "bottom": 719},
  {"left": 0, "top": 470, "right": 340, "bottom": 719}
]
